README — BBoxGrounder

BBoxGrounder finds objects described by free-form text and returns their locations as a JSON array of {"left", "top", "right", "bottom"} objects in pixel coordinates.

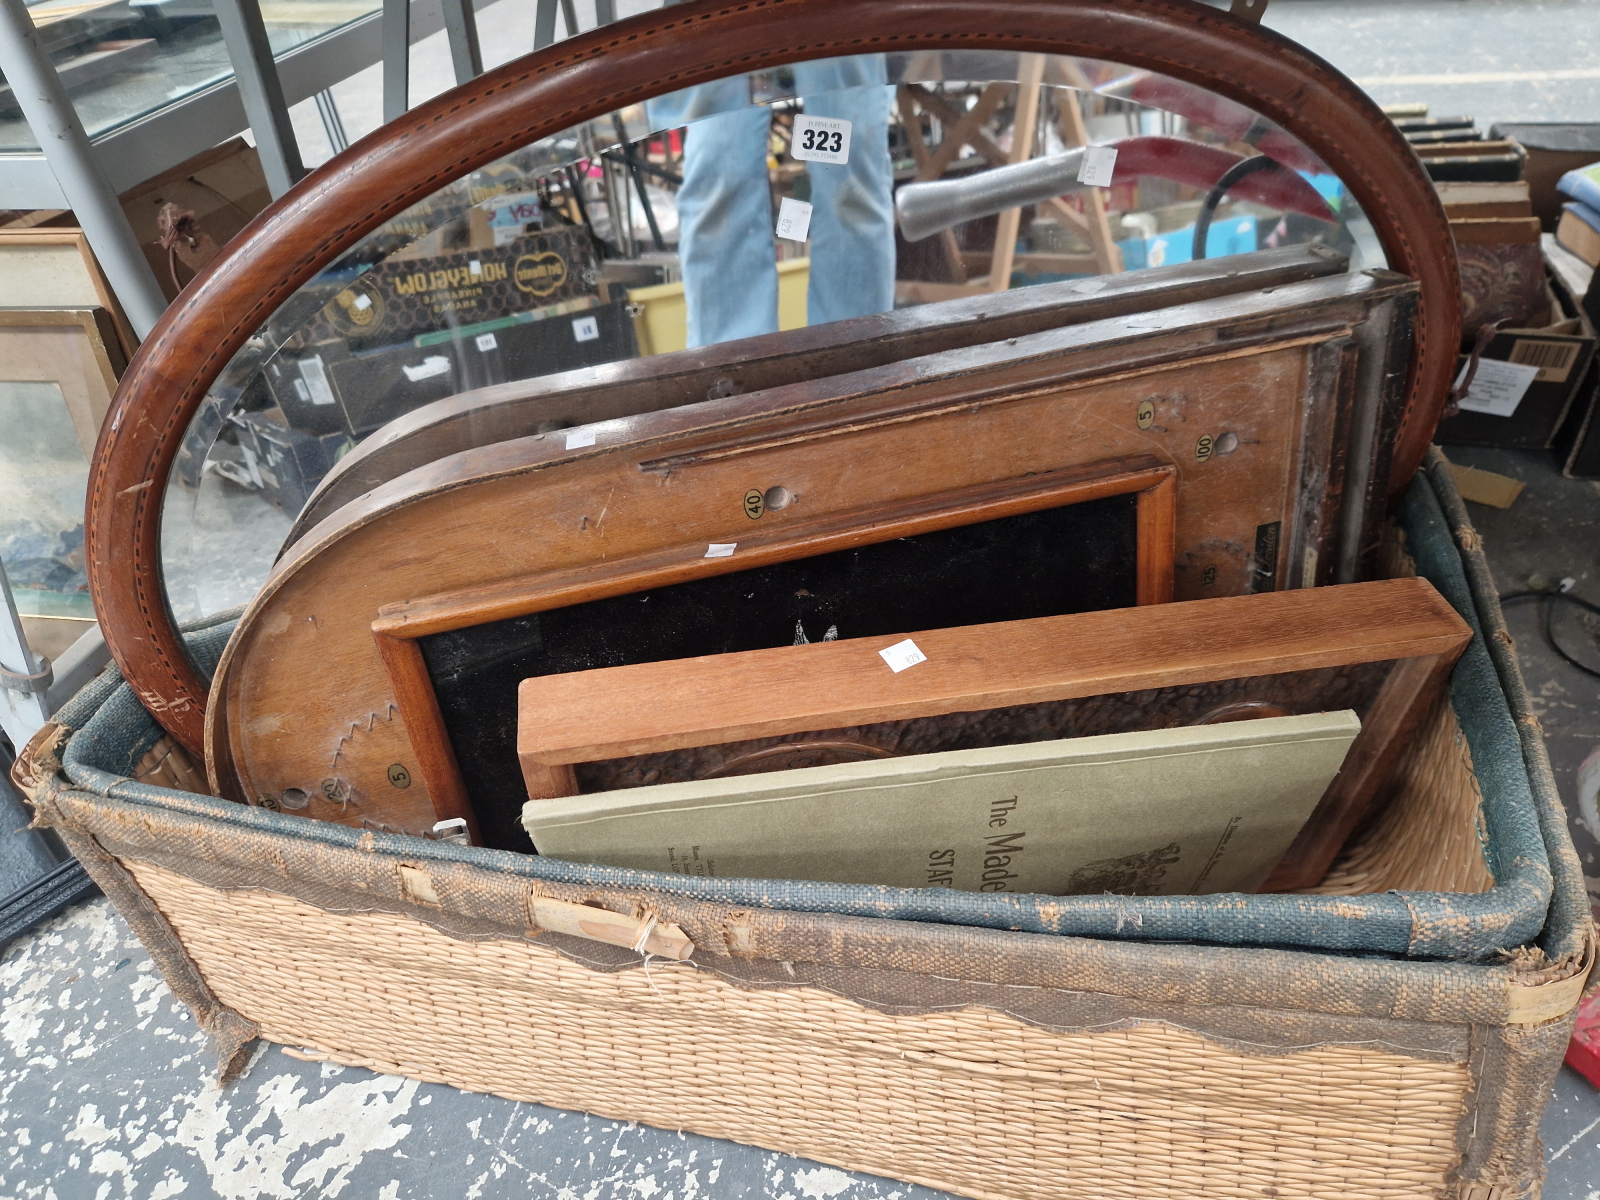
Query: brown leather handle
[{"left": 87, "top": 0, "right": 1460, "bottom": 755}]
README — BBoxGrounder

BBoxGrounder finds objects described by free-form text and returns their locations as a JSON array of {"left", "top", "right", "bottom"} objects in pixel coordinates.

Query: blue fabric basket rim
[{"left": 52, "top": 463, "right": 1558, "bottom": 961}]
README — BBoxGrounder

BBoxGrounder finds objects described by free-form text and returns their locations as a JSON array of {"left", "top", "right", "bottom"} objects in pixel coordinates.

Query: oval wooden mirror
[{"left": 88, "top": 0, "right": 1459, "bottom": 761}]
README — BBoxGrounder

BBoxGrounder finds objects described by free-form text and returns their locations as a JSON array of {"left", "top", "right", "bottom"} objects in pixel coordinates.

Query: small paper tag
[
  {"left": 475, "top": 332, "right": 497, "bottom": 352},
  {"left": 400, "top": 355, "right": 451, "bottom": 383},
  {"left": 1076, "top": 145, "right": 1118, "bottom": 188},
  {"left": 878, "top": 638, "right": 927, "bottom": 673},
  {"left": 572, "top": 315, "right": 600, "bottom": 342},
  {"left": 565, "top": 428, "right": 597, "bottom": 449},
  {"left": 791, "top": 115, "right": 851, "bottom": 164},
  {"left": 776, "top": 197, "right": 813, "bottom": 242},
  {"left": 1455, "top": 357, "right": 1539, "bottom": 418},
  {"left": 297, "top": 356, "right": 336, "bottom": 405},
  {"left": 705, "top": 543, "right": 737, "bottom": 558}
]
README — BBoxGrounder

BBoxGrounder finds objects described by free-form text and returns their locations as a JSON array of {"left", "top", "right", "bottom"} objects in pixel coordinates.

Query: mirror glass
[{"left": 160, "top": 48, "right": 1384, "bottom": 623}]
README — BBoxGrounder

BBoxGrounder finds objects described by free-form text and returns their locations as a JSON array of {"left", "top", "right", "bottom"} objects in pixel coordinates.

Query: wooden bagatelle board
[
  {"left": 284, "top": 246, "right": 1350, "bottom": 544},
  {"left": 516, "top": 578, "right": 1472, "bottom": 889},
  {"left": 206, "top": 270, "right": 1416, "bottom": 845}
]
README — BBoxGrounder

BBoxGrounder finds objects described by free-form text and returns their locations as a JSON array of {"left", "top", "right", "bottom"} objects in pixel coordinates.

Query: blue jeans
[{"left": 647, "top": 57, "right": 896, "bottom": 347}]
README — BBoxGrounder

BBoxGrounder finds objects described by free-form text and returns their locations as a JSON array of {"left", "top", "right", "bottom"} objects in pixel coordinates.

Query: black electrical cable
[
  {"left": 1498, "top": 590, "right": 1600, "bottom": 680},
  {"left": 1191, "top": 153, "right": 1279, "bottom": 262}
]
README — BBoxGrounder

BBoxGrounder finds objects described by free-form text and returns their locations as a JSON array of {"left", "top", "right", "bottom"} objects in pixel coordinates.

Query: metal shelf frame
[{"left": 0, "top": 0, "right": 508, "bottom": 211}]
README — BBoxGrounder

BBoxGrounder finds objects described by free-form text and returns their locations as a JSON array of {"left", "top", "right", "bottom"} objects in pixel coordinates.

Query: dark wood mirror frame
[{"left": 87, "top": 0, "right": 1461, "bottom": 756}]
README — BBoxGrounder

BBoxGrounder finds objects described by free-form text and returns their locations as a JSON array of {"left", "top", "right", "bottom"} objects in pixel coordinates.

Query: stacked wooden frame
[{"left": 205, "top": 267, "right": 1417, "bottom": 860}]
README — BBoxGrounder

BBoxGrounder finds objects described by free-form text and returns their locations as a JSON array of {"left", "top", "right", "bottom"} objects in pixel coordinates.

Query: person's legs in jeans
[
  {"left": 647, "top": 58, "right": 895, "bottom": 346},
  {"left": 793, "top": 56, "right": 896, "bottom": 327},
  {"left": 655, "top": 86, "right": 778, "bottom": 348}
]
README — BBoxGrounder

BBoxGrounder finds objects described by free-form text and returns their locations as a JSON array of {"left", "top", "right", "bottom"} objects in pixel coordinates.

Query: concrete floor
[
  {"left": 0, "top": 900, "right": 946, "bottom": 1200},
  {"left": 1266, "top": 0, "right": 1600, "bottom": 123}
]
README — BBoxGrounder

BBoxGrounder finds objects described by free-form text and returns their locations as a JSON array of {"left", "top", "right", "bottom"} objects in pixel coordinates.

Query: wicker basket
[{"left": 15, "top": 452, "right": 1594, "bottom": 1200}]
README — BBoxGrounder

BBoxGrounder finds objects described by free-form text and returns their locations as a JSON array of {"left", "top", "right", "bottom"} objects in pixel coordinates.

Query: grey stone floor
[
  {"left": 1265, "top": 0, "right": 1600, "bottom": 123},
  {"left": 0, "top": 900, "right": 942, "bottom": 1200}
]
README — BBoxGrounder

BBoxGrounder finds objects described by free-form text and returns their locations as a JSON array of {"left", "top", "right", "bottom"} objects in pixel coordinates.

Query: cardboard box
[
  {"left": 293, "top": 226, "right": 601, "bottom": 352},
  {"left": 264, "top": 337, "right": 469, "bottom": 438},
  {"left": 1436, "top": 272, "right": 1597, "bottom": 450},
  {"left": 118, "top": 139, "right": 272, "bottom": 302},
  {"left": 1547, "top": 239, "right": 1600, "bottom": 478},
  {"left": 1553, "top": 355, "right": 1600, "bottom": 478},
  {"left": 234, "top": 410, "right": 354, "bottom": 515},
  {"left": 265, "top": 297, "right": 640, "bottom": 438},
  {"left": 1114, "top": 212, "right": 1257, "bottom": 271}
]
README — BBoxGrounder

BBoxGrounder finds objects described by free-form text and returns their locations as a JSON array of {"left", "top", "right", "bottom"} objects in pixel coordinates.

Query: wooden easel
[
  {"left": 895, "top": 54, "right": 1123, "bottom": 303},
  {"left": 1042, "top": 57, "right": 1125, "bottom": 278}
]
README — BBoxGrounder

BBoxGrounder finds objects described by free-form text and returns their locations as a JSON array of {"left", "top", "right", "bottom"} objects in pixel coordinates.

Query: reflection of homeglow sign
[
  {"left": 394, "top": 261, "right": 508, "bottom": 294},
  {"left": 513, "top": 251, "right": 568, "bottom": 296}
]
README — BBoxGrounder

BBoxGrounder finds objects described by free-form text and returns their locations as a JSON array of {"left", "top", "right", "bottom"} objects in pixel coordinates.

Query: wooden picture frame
[
  {"left": 205, "top": 270, "right": 1413, "bottom": 844},
  {"left": 376, "top": 458, "right": 1177, "bottom": 846},
  {"left": 0, "top": 230, "right": 139, "bottom": 363},
  {"left": 0, "top": 308, "right": 126, "bottom": 459},
  {"left": 286, "top": 245, "right": 1348, "bottom": 544},
  {"left": 515, "top": 577, "right": 1472, "bottom": 891}
]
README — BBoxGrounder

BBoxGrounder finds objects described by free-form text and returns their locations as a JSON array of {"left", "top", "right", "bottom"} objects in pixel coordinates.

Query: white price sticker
[
  {"left": 400, "top": 355, "right": 451, "bottom": 383},
  {"left": 791, "top": 115, "right": 851, "bottom": 164},
  {"left": 297, "top": 356, "right": 336, "bottom": 405},
  {"left": 565, "top": 428, "right": 597, "bottom": 449},
  {"left": 775, "top": 197, "right": 813, "bottom": 242},
  {"left": 878, "top": 638, "right": 927, "bottom": 674},
  {"left": 705, "top": 543, "right": 737, "bottom": 558},
  {"left": 1077, "top": 145, "right": 1118, "bottom": 188},
  {"left": 1455, "top": 357, "right": 1540, "bottom": 418},
  {"left": 475, "top": 332, "right": 497, "bottom": 352},
  {"left": 572, "top": 315, "right": 600, "bottom": 342}
]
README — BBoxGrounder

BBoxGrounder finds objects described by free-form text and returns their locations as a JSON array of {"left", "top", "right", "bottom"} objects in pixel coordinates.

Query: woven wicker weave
[
  {"left": 129, "top": 857, "right": 1469, "bottom": 1200},
  {"left": 1307, "top": 694, "right": 1494, "bottom": 896}
]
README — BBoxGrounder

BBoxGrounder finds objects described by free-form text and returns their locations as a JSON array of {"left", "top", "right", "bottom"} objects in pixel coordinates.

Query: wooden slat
[
  {"left": 517, "top": 577, "right": 1469, "bottom": 769},
  {"left": 987, "top": 54, "right": 1046, "bottom": 294}
]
